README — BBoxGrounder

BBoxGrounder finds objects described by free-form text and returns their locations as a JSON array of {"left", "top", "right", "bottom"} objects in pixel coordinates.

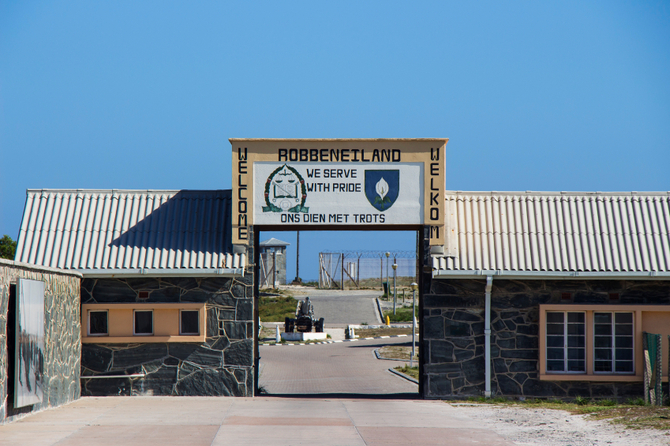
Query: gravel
[{"left": 451, "top": 403, "right": 670, "bottom": 446}]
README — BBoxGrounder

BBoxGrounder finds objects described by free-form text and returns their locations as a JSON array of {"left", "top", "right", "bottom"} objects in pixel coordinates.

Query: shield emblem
[{"left": 365, "top": 170, "right": 399, "bottom": 211}]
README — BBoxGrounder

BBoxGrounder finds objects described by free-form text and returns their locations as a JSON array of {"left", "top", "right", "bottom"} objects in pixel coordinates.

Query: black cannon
[{"left": 284, "top": 297, "right": 324, "bottom": 333}]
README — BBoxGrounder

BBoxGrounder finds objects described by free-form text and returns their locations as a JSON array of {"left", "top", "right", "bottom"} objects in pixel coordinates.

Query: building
[
  {"left": 15, "top": 189, "right": 253, "bottom": 396},
  {"left": 0, "top": 259, "right": 81, "bottom": 422},
  {"left": 12, "top": 168, "right": 670, "bottom": 400},
  {"left": 425, "top": 191, "right": 670, "bottom": 399},
  {"left": 258, "top": 238, "right": 289, "bottom": 288}
]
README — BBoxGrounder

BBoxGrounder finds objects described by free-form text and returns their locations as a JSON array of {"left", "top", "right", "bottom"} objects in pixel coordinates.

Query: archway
[{"left": 230, "top": 138, "right": 448, "bottom": 398}]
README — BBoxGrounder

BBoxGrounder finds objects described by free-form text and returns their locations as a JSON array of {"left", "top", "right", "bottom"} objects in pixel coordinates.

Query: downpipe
[{"left": 484, "top": 275, "right": 493, "bottom": 398}]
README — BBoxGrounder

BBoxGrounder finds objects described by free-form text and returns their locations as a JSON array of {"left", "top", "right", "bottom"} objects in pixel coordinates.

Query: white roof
[
  {"left": 15, "top": 189, "right": 245, "bottom": 274},
  {"left": 435, "top": 191, "right": 670, "bottom": 277},
  {"left": 259, "top": 237, "right": 290, "bottom": 247}
]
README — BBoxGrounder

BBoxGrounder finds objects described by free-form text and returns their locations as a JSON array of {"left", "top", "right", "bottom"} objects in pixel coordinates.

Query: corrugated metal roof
[
  {"left": 435, "top": 191, "right": 670, "bottom": 274},
  {"left": 15, "top": 189, "right": 245, "bottom": 272}
]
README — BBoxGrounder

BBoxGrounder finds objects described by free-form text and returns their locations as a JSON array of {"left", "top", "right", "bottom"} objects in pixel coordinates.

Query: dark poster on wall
[{"left": 14, "top": 278, "right": 45, "bottom": 408}]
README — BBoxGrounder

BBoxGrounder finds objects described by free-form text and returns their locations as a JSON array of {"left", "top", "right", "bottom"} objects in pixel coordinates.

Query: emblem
[
  {"left": 262, "top": 164, "right": 309, "bottom": 213},
  {"left": 364, "top": 170, "right": 399, "bottom": 211}
]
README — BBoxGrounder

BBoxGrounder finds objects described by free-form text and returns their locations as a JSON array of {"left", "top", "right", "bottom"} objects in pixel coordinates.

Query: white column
[{"left": 485, "top": 275, "right": 493, "bottom": 397}]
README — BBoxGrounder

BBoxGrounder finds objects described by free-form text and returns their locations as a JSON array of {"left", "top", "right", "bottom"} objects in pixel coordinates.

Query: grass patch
[
  {"left": 394, "top": 365, "right": 419, "bottom": 380},
  {"left": 462, "top": 397, "right": 670, "bottom": 430},
  {"left": 378, "top": 345, "right": 417, "bottom": 361},
  {"left": 383, "top": 306, "right": 417, "bottom": 323},
  {"left": 356, "top": 327, "right": 415, "bottom": 337},
  {"left": 259, "top": 295, "right": 299, "bottom": 322}
]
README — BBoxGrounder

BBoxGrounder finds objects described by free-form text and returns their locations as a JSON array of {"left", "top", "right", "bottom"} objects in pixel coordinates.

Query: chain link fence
[{"left": 318, "top": 250, "right": 417, "bottom": 289}]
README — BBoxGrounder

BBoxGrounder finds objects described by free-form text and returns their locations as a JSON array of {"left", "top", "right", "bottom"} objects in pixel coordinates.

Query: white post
[
  {"left": 411, "top": 282, "right": 418, "bottom": 367},
  {"left": 485, "top": 275, "right": 493, "bottom": 398},
  {"left": 275, "top": 325, "right": 280, "bottom": 343}
]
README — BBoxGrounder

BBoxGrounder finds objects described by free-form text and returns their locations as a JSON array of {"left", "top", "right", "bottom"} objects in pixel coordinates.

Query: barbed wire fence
[{"left": 318, "top": 250, "right": 417, "bottom": 290}]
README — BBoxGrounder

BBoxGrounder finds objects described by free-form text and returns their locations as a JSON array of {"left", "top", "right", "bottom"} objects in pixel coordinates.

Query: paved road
[
  {"left": 0, "top": 334, "right": 517, "bottom": 445},
  {"left": 0, "top": 397, "right": 514, "bottom": 445},
  {"left": 0, "top": 290, "right": 519, "bottom": 445},
  {"left": 259, "top": 336, "right": 417, "bottom": 396},
  {"left": 290, "top": 289, "right": 382, "bottom": 325}
]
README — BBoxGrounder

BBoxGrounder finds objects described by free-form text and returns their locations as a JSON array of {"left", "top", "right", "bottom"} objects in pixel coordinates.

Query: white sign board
[{"left": 254, "top": 162, "right": 423, "bottom": 225}]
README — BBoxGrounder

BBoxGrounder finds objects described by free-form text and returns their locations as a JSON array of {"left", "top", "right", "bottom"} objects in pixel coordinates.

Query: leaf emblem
[{"left": 376, "top": 177, "right": 389, "bottom": 201}]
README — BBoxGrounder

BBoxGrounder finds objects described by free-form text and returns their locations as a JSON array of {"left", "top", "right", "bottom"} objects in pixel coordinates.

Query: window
[
  {"left": 540, "top": 305, "right": 651, "bottom": 381},
  {"left": 82, "top": 303, "right": 206, "bottom": 343},
  {"left": 88, "top": 310, "right": 108, "bottom": 336},
  {"left": 180, "top": 310, "right": 200, "bottom": 335},
  {"left": 134, "top": 310, "right": 153, "bottom": 335},
  {"left": 546, "top": 311, "right": 586, "bottom": 373},
  {"left": 594, "top": 312, "right": 634, "bottom": 374}
]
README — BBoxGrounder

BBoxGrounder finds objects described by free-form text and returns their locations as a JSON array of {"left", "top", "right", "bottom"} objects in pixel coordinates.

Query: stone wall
[
  {"left": 80, "top": 275, "right": 254, "bottom": 396},
  {"left": 423, "top": 277, "right": 670, "bottom": 400},
  {"left": 0, "top": 259, "right": 81, "bottom": 423}
]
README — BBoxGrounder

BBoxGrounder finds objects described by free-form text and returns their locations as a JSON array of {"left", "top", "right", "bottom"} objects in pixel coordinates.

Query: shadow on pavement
[{"left": 259, "top": 392, "right": 420, "bottom": 400}]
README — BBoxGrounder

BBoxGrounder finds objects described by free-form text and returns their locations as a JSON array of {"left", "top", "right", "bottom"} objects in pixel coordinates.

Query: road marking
[{"left": 260, "top": 333, "right": 410, "bottom": 346}]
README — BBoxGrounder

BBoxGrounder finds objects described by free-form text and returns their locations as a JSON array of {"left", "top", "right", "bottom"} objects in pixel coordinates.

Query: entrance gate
[{"left": 230, "top": 139, "right": 449, "bottom": 398}]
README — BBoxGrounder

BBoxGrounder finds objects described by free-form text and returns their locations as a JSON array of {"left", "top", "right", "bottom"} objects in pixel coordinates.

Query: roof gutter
[
  {"left": 77, "top": 268, "right": 245, "bottom": 278},
  {"left": 433, "top": 270, "right": 670, "bottom": 280}
]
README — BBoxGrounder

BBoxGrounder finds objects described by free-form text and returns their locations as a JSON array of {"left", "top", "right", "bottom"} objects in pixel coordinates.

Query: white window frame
[
  {"left": 545, "top": 311, "right": 586, "bottom": 374},
  {"left": 593, "top": 311, "right": 635, "bottom": 375},
  {"left": 179, "top": 310, "right": 200, "bottom": 336},
  {"left": 87, "top": 310, "right": 109, "bottom": 336}
]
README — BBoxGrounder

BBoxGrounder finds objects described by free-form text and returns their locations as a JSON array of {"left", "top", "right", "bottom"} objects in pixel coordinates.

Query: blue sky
[{"left": 1, "top": 1, "right": 668, "bottom": 281}]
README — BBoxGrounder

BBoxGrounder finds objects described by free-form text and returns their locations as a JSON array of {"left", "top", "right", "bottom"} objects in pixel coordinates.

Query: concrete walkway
[
  {"left": 0, "top": 396, "right": 514, "bottom": 445},
  {"left": 259, "top": 336, "right": 417, "bottom": 396}
]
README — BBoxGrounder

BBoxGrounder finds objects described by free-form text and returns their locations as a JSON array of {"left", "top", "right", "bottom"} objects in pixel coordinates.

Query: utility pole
[
  {"left": 272, "top": 251, "right": 277, "bottom": 288},
  {"left": 295, "top": 231, "right": 300, "bottom": 283},
  {"left": 385, "top": 252, "right": 390, "bottom": 298},
  {"left": 392, "top": 262, "right": 397, "bottom": 315}
]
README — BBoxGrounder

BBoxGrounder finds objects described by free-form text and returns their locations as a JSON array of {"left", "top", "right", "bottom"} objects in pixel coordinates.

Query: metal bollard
[{"left": 275, "top": 325, "right": 280, "bottom": 343}]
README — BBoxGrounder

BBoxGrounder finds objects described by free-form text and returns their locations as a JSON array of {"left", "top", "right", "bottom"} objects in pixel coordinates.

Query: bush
[
  {"left": 625, "top": 397, "right": 647, "bottom": 406},
  {"left": 574, "top": 396, "right": 590, "bottom": 406},
  {"left": 598, "top": 399, "right": 617, "bottom": 407}
]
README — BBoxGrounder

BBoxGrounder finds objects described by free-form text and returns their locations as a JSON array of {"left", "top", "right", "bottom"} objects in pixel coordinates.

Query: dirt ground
[{"left": 452, "top": 403, "right": 670, "bottom": 446}]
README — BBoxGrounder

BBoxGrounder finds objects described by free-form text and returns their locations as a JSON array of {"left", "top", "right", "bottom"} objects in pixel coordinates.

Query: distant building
[{"left": 258, "top": 238, "right": 290, "bottom": 288}]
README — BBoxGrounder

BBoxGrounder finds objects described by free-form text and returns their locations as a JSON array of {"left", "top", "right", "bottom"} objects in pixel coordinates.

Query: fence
[{"left": 318, "top": 251, "right": 417, "bottom": 290}]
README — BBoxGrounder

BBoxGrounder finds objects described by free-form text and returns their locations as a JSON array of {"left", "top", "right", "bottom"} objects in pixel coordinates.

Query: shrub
[{"left": 574, "top": 396, "right": 590, "bottom": 406}]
